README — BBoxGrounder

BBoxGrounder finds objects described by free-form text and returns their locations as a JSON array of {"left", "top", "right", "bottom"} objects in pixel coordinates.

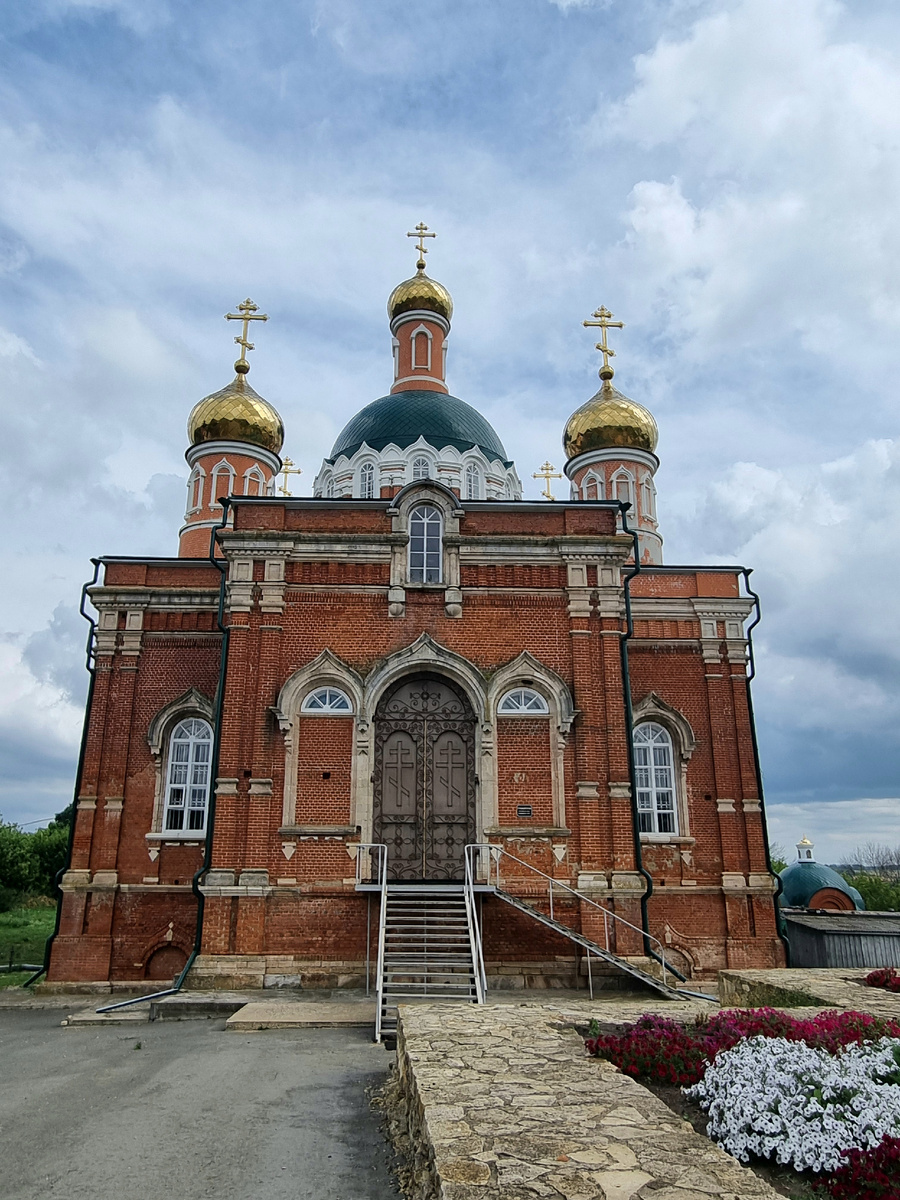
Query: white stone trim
[{"left": 185, "top": 440, "right": 282, "bottom": 476}]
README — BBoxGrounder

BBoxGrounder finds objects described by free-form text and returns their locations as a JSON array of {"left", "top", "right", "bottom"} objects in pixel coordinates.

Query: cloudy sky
[{"left": 2, "top": 0, "right": 899, "bottom": 863}]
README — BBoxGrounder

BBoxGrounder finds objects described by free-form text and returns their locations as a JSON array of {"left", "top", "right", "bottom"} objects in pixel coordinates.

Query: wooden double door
[{"left": 373, "top": 675, "right": 476, "bottom": 881}]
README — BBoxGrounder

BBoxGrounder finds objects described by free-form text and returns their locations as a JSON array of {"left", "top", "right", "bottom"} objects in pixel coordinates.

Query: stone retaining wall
[
  {"left": 395, "top": 1002, "right": 779, "bottom": 1200},
  {"left": 719, "top": 967, "right": 900, "bottom": 1018}
]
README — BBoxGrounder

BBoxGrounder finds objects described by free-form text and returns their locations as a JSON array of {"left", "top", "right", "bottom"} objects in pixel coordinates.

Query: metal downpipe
[{"left": 96, "top": 502, "right": 233, "bottom": 1013}]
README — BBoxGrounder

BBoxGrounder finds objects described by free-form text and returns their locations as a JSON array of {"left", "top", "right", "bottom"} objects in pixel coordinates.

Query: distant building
[{"left": 779, "top": 837, "right": 864, "bottom": 911}]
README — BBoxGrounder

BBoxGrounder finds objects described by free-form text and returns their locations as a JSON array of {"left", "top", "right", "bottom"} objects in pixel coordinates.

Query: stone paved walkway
[{"left": 395, "top": 1003, "right": 779, "bottom": 1200}]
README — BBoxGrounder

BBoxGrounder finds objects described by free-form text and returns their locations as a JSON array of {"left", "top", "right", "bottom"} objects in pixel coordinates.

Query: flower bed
[
  {"left": 864, "top": 967, "right": 900, "bottom": 994},
  {"left": 586, "top": 1009, "right": 900, "bottom": 1198}
]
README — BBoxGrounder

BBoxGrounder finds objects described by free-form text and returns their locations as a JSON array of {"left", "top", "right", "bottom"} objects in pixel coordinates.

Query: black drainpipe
[
  {"left": 24, "top": 559, "right": 102, "bottom": 988},
  {"left": 96, "top": 501, "right": 233, "bottom": 1013},
  {"left": 740, "top": 569, "right": 792, "bottom": 966},
  {"left": 617, "top": 506, "right": 692, "bottom": 985}
]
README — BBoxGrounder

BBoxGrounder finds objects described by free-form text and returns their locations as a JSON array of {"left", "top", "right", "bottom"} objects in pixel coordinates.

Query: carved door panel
[{"left": 373, "top": 676, "right": 476, "bottom": 881}]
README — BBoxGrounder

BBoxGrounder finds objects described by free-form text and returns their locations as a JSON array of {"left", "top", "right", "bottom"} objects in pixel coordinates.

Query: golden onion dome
[
  {"left": 188, "top": 367, "right": 284, "bottom": 455},
  {"left": 388, "top": 267, "right": 453, "bottom": 323},
  {"left": 563, "top": 380, "right": 658, "bottom": 460}
]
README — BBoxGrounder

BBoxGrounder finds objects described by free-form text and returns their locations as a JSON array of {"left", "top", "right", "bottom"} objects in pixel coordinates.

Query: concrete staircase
[{"left": 378, "top": 884, "right": 479, "bottom": 1039}]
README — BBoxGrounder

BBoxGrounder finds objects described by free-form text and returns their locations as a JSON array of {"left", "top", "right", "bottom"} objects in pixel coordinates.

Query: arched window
[
  {"left": 324, "top": 476, "right": 335, "bottom": 498},
  {"left": 612, "top": 469, "right": 634, "bottom": 509},
  {"left": 412, "top": 456, "right": 431, "bottom": 481},
  {"left": 163, "top": 719, "right": 212, "bottom": 833},
  {"left": 210, "top": 460, "right": 236, "bottom": 510},
  {"left": 243, "top": 465, "right": 266, "bottom": 497},
  {"left": 301, "top": 687, "right": 353, "bottom": 713},
  {"left": 186, "top": 466, "right": 205, "bottom": 514},
  {"left": 412, "top": 327, "right": 431, "bottom": 370},
  {"left": 498, "top": 687, "right": 550, "bottom": 714},
  {"left": 640, "top": 474, "right": 656, "bottom": 521},
  {"left": 583, "top": 473, "right": 603, "bottom": 501},
  {"left": 465, "top": 463, "right": 481, "bottom": 500},
  {"left": 360, "top": 462, "right": 375, "bottom": 499},
  {"left": 408, "top": 504, "right": 442, "bottom": 583},
  {"left": 633, "top": 722, "right": 677, "bottom": 834}
]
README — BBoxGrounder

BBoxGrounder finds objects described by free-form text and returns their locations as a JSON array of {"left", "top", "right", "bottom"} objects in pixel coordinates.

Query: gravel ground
[{"left": 0, "top": 1009, "right": 400, "bottom": 1200}]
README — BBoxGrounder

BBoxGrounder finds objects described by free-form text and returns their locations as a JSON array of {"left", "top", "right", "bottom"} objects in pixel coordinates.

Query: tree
[
  {"left": 769, "top": 842, "right": 788, "bottom": 874},
  {"left": 0, "top": 817, "right": 37, "bottom": 895},
  {"left": 30, "top": 821, "right": 70, "bottom": 895},
  {"left": 849, "top": 842, "right": 900, "bottom": 882}
]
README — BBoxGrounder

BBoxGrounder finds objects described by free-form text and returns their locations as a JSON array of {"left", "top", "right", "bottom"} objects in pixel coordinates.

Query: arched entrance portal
[{"left": 373, "top": 674, "right": 476, "bottom": 880}]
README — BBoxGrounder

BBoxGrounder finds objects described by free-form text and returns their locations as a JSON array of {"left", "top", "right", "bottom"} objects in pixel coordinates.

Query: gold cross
[
  {"left": 583, "top": 305, "right": 624, "bottom": 380},
  {"left": 277, "top": 456, "right": 302, "bottom": 497},
  {"left": 225, "top": 298, "right": 268, "bottom": 371},
  {"left": 407, "top": 221, "right": 436, "bottom": 269},
  {"left": 532, "top": 460, "right": 563, "bottom": 501}
]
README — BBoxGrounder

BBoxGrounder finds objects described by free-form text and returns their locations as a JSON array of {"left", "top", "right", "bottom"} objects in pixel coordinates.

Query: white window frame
[
  {"left": 634, "top": 721, "right": 678, "bottom": 835},
  {"left": 465, "top": 463, "right": 481, "bottom": 500},
  {"left": 359, "top": 462, "right": 376, "bottom": 499},
  {"left": 209, "top": 459, "right": 236, "bottom": 510},
  {"left": 162, "top": 718, "right": 212, "bottom": 835},
  {"left": 187, "top": 466, "right": 206, "bottom": 514},
  {"left": 410, "top": 323, "right": 433, "bottom": 371},
  {"left": 411, "top": 456, "right": 431, "bottom": 481},
  {"left": 300, "top": 686, "right": 354, "bottom": 714},
  {"left": 324, "top": 475, "right": 335, "bottom": 498},
  {"left": 640, "top": 473, "right": 656, "bottom": 521},
  {"left": 243, "top": 465, "right": 266, "bottom": 497},
  {"left": 408, "top": 503, "right": 443, "bottom": 584},
  {"left": 612, "top": 468, "right": 635, "bottom": 510},
  {"left": 498, "top": 687, "right": 550, "bottom": 715},
  {"left": 583, "top": 471, "right": 603, "bottom": 501}
]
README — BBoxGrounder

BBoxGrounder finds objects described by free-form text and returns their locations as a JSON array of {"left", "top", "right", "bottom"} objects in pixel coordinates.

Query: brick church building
[{"left": 47, "top": 235, "right": 784, "bottom": 993}]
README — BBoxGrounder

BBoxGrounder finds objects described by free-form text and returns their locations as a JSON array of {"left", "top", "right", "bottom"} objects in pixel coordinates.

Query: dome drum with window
[
  {"left": 633, "top": 722, "right": 677, "bottom": 835},
  {"left": 163, "top": 719, "right": 212, "bottom": 833}
]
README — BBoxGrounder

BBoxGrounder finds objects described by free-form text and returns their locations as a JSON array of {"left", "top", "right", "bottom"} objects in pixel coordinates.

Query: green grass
[
  {"left": 0, "top": 902, "right": 57, "bottom": 971},
  {"left": 0, "top": 971, "right": 34, "bottom": 990}
]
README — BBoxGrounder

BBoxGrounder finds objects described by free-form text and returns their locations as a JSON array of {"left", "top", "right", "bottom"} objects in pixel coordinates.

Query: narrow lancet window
[{"left": 408, "top": 504, "right": 442, "bottom": 584}]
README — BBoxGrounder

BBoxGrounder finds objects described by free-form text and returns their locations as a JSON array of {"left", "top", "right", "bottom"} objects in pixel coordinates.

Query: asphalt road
[{"left": 0, "top": 1010, "right": 400, "bottom": 1200}]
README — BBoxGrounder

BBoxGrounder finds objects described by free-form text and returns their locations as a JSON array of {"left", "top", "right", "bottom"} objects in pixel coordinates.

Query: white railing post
[{"left": 464, "top": 845, "right": 487, "bottom": 1003}]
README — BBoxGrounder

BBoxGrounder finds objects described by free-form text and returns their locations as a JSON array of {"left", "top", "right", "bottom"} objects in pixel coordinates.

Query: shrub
[
  {"left": 585, "top": 1014, "right": 710, "bottom": 1086},
  {"left": 819, "top": 1135, "right": 900, "bottom": 1200},
  {"left": 864, "top": 968, "right": 900, "bottom": 994},
  {"left": 686, "top": 1036, "right": 900, "bottom": 1174},
  {"left": 846, "top": 872, "right": 900, "bottom": 912}
]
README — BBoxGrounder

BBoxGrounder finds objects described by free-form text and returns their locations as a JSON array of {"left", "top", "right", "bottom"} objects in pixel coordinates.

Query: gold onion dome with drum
[
  {"left": 563, "top": 306, "right": 658, "bottom": 459},
  {"left": 387, "top": 222, "right": 454, "bottom": 322},
  {"left": 187, "top": 298, "right": 285, "bottom": 455}
]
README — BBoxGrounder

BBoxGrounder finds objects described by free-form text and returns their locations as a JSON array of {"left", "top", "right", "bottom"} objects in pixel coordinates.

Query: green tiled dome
[
  {"left": 778, "top": 861, "right": 864, "bottom": 910},
  {"left": 328, "top": 391, "right": 510, "bottom": 464}
]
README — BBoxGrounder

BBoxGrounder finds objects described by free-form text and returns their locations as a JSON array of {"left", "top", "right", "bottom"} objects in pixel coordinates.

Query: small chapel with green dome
[{"left": 46, "top": 227, "right": 786, "bottom": 1023}]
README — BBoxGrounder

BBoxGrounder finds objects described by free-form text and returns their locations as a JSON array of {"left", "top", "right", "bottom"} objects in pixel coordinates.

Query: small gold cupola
[{"left": 387, "top": 222, "right": 454, "bottom": 323}]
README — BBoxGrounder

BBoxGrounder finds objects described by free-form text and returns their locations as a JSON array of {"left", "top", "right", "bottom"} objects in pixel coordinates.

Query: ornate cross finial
[
  {"left": 225, "top": 298, "right": 268, "bottom": 374},
  {"left": 532, "top": 460, "right": 563, "bottom": 501},
  {"left": 583, "top": 305, "right": 624, "bottom": 381},
  {"left": 277, "top": 456, "right": 302, "bottom": 497},
  {"left": 407, "top": 222, "right": 436, "bottom": 271}
]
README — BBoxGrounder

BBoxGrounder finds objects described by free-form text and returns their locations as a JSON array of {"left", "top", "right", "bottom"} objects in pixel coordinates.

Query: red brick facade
[{"left": 48, "top": 484, "right": 784, "bottom": 986}]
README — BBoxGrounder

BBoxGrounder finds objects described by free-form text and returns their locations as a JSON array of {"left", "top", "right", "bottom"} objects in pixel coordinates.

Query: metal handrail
[
  {"left": 355, "top": 844, "right": 388, "bottom": 1040},
  {"left": 465, "top": 843, "right": 674, "bottom": 989},
  {"left": 463, "top": 847, "right": 487, "bottom": 1003}
]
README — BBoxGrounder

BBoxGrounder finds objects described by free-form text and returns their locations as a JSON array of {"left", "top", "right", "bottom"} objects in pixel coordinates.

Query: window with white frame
[
  {"left": 640, "top": 474, "right": 656, "bottom": 521},
  {"left": 498, "top": 687, "right": 549, "bottom": 714},
  {"left": 412, "top": 456, "right": 431, "bottom": 480},
  {"left": 633, "top": 722, "right": 677, "bottom": 834},
  {"left": 465, "top": 463, "right": 481, "bottom": 500},
  {"left": 163, "top": 719, "right": 212, "bottom": 833},
  {"left": 412, "top": 327, "right": 431, "bottom": 370},
  {"left": 244, "top": 465, "right": 266, "bottom": 497},
  {"left": 612, "top": 469, "right": 634, "bottom": 508},
  {"left": 210, "top": 460, "right": 236, "bottom": 509},
  {"left": 583, "top": 473, "right": 603, "bottom": 501},
  {"left": 301, "top": 687, "right": 353, "bottom": 713},
  {"left": 187, "top": 467, "right": 205, "bottom": 513},
  {"left": 360, "top": 462, "right": 375, "bottom": 499},
  {"left": 324, "top": 475, "right": 335, "bottom": 498},
  {"left": 408, "top": 504, "right": 442, "bottom": 583}
]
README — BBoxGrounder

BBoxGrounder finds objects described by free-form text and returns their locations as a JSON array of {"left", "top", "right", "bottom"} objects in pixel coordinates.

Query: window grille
[
  {"left": 634, "top": 722, "right": 677, "bottom": 834},
  {"left": 324, "top": 476, "right": 335, "bottom": 498},
  {"left": 412, "top": 457, "right": 431, "bottom": 480},
  {"left": 301, "top": 687, "right": 353, "bottom": 713},
  {"left": 408, "top": 504, "right": 442, "bottom": 583},
  {"left": 163, "top": 719, "right": 212, "bottom": 833},
  {"left": 498, "top": 688, "right": 550, "bottom": 714},
  {"left": 360, "top": 462, "right": 375, "bottom": 499}
]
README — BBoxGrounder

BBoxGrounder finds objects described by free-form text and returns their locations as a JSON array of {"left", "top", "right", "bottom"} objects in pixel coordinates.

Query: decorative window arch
[
  {"left": 612, "top": 468, "right": 634, "bottom": 509},
  {"left": 324, "top": 475, "right": 335, "bottom": 498},
  {"left": 209, "top": 460, "right": 236, "bottom": 510},
  {"left": 412, "top": 456, "right": 431, "bottom": 481},
  {"left": 465, "top": 463, "right": 481, "bottom": 500},
  {"left": 408, "top": 504, "right": 442, "bottom": 583},
  {"left": 243, "top": 465, "right": 266, "bottom": 497},
  {"left": 163, "top": 718, "right": 212, "bottom": 833},
  {"left": 633, "top": 722, "right": 678, "bottom": 835},
  {"left": 186, "top": 466, "right": 206, "bottom": 514},
  {"left": 640, "top": 473, "right": 656, "bottom": 521},
  {"left": 301, "top": 686, "right": 353, "bottom": 714},
  {"left": 410, "top": 323, "right": 433, "bottom": 370},
  {"left": 583, "top": 472, "right": 603, "bottom": 501},
  {"left": 360, "top": 462, "right": 376, "bottom": 499},
  {"left": 498, "top": 687, "right": 550, "bottom": 715}
]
